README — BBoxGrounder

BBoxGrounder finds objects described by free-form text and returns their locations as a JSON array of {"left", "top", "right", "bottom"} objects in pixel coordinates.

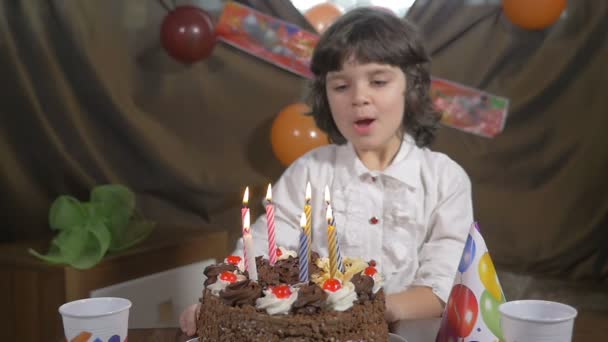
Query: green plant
[{"left": 29, "top": 184, "right": 155, "bottom": 269}]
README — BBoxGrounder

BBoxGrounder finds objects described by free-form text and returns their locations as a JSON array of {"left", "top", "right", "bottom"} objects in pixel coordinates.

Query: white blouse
[{"left": 234, "top": 135, "right": 473, "bottom": 303}]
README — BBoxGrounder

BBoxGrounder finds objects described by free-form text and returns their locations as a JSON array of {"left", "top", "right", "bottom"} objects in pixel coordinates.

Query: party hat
[{"left": 436, "top": 222, "right": 506, "bottom": 342}]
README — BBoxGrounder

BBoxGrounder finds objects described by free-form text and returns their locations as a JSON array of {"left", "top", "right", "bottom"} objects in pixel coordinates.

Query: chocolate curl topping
[
  {"left": 220, "top": 279, "right": 262, "bottom": 307},
  {"left": 292, "top": 283, "right": 328, "bottom": 314}
]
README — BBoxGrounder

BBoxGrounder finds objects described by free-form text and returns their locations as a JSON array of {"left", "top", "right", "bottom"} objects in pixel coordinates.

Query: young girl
[{"left": 180, "top": 8, "right": 473, "bottom": 336}]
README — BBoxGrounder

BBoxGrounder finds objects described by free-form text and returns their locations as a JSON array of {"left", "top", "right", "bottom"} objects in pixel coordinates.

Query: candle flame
[
  {"left": 300, "top": 212, "right": 307, "bottom": 228},
  {"left": 244, "top": 210, "right": 250, "bottom": 232},
  {"left": 242, "top": 187, "right": 249, "bottom": 206},
  {"left": 326, "top": 204, "right": 333, "bottom": 224},
  {"left": 265, "top": 183, "right": 272, "bottom": 202},
  {"left": 324, "top": 185, "right": 330, "bottom": 204},
  {"left": 305, "top": 182, "right": 311, "bottom": 202}
]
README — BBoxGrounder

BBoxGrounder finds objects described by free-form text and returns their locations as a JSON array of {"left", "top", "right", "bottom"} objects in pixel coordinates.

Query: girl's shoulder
[
  {"left": 412, "top": 146, "right": 471, "bottom": 185},
  {"left": 289, "top": 144, "right": 342, "bottom": 169},
  {"left": 280, "top": 144, "right": 342, "bottom": 183}
]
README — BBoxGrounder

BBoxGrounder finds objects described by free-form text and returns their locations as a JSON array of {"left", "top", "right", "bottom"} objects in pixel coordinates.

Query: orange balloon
[
  {"left": 502, "top": 0, "right": 566, "bottom": 30},
  {"left": 304, "top": 3, "right": 343, "bottom": 34},
  {"left": 271, "top": 103, "right": 329, "bottom": 166}
]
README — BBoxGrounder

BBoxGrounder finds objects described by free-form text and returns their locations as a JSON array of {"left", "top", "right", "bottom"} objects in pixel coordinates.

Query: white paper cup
[
  {"left": 499, "top": 300, "right": 577, "bottom": 342},
  {"left": 59, "top": 297, "right": 131, "bottom": 342}
]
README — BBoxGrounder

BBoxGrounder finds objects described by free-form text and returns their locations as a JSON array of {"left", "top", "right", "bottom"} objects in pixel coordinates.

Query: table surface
[
  {"left": 88, "top": 312, "right": 608, "bottom": 342},
  {"left": 127, "top": 328, "right": 192, "bottom": 342}
]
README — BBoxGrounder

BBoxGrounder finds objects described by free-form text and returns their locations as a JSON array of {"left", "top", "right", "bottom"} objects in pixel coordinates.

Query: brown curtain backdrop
[
  {"left": 408, "top": 0, "right": 608, "bottom": 281},
  {"left": 0, "top": 0, "right": 606, "bottom": 283},
  {"left": 0, "top": 0, "right": 306, "bottom": 242}
]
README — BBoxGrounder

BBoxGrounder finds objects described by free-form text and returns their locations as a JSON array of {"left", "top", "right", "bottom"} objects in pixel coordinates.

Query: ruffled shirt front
[{"left": 235, "top": 135, "right": 473, "bottom": 303}]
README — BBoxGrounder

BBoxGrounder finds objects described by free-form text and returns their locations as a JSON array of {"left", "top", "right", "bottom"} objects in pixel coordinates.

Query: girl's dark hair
[{"left": 308, "top": 8, "right": 441, "bottom": 147}]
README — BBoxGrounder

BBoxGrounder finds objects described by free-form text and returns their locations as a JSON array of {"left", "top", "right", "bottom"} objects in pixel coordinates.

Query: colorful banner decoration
[
  {"left": 436, "top": 223, "right": 506, "bottom": 342},
  {"left": 216, "top": 2, "right": 509, "bottom": 138},
  {"left": 431, "top": 79, "right": 509, "bottom": 138},
  {"left": 216, "top": 2, "right": 317, "bottom": 78}
]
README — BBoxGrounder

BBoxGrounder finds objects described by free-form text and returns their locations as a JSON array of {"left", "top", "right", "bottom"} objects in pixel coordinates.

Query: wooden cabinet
[{"left": 0, "top": 226, "right": 229, "bottom": 341}]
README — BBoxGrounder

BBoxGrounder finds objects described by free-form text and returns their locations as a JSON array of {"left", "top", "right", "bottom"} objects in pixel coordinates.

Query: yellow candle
[
  {"left": 326, "top": 205, "right": 338, "bottom": 278},
  {"left": 304, "top": 181, "right": 312, "bottom": 258}
]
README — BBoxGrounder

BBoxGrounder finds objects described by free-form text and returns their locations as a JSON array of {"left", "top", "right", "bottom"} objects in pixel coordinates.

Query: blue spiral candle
[{"left": 298, "top": 213, "right": 310, "bottom": 283}]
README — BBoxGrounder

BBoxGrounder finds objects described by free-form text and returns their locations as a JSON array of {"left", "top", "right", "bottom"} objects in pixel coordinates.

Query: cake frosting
[{"left": 196, "top": 250, "right": 388, "bottom": 341}]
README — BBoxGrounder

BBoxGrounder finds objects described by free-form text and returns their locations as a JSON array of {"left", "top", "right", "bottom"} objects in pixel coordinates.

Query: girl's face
[{"left": 326, "top": 59, "right": 406, "bottom": 156}]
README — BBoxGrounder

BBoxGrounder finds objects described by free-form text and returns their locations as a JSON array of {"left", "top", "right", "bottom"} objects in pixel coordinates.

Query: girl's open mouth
[{"left": 354, "top": 118, "right": 375, "bottom": 134}]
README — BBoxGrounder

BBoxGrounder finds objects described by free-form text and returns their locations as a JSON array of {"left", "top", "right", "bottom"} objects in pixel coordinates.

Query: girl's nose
[{"left": 352, "top": 84, "right": 370, "bottom": 107}]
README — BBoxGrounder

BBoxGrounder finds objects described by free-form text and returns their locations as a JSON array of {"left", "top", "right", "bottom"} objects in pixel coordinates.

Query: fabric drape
[{"left": 0, "top": 0, "right": 606, "bottom": 281}]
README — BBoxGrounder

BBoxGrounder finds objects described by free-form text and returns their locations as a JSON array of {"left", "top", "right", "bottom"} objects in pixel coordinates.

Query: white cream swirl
[
  {"left": 372, "top": 272, "right": 384, "bottom": 294},
  {"left": 277, "top": 246, "right": 297, "bottom": 260},
  {"left": 325, "top": 281, "right": 357, "bottom": 311},
  {"left": 255, "top": 287, "right": 299, "bottom": 315},
  {"left": 207, "top": 272, "right": 246, "bottom": 296}
]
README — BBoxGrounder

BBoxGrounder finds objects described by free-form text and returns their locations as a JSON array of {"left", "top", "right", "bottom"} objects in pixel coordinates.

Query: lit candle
[
  {"left": 242, "top": 210, "right": 258, "bottom": 281},
  {"left": 298, "top": 212, "right": 309, "bottom": 283},
  {"left": 326, "top": 205, "right": 338, "bottom": 278},
  {"left": 265, "top": 184, "right": 277, "bottom": 265},
  {"left": 304, "top": 182, "right": 312, "bottom": 259},
  {"left": 241, "top": 187, "right": 249, "bottom": 234},
  {"left": 241, "top": 187, "right": 250, "bottom": 273},
  {"left": 324, "top": 186, "right": 344, "bottom": 273}
]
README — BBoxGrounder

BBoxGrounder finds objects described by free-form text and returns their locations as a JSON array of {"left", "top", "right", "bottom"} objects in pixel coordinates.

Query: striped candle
[
  {"left": 325, "top": 186, "right": 343, "bottom": 273},
  {"left": 241, "top": 187, "right": 250, "bottom": 270},
  {"left": 304, "top": 182, "right": 312, "bottom": 259},
  {"left": 335, "top": 228, "right": 344, "bottom": 273},
  {"left": 241, "top": 187, "right": 249, "bottom": 234},
  {"left": 298, "top": 213, "right": 309, "bottom": 283},
  {"left": 326, "top": 205, "right": 338, "bottom": 278},
  {"left": 265, "top": 184, "right": 277, "bottom": 265}
]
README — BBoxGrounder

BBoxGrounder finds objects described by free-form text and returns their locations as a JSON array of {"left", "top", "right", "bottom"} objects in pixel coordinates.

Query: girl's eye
[
  {"left": 371, "top": 80, "right": 387, "bottom": 86},
  {"left": 332, "top": 84, "right": 348, "bottom": 91}
]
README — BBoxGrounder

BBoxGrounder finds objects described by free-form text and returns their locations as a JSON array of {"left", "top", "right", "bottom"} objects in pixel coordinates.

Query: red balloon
[
  {"left": 270, "top": 103, "right": 329, "bottom": 166},
  {"left": 502, "top": 0, "right": 566, "bottom": 30},
  {"left": 161, "top": 6, "right": 216, "bottom": 63},
  {"left": 304, "top": 3, "right": 343, "bottom": 34},
  {"left": 446, "top": 284, "right": 479, "bottom": 338}
]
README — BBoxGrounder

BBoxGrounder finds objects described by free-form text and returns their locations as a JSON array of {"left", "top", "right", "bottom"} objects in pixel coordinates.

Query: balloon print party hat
[{"left": 436, "top": 222, "right": 506, "bottom": 342}]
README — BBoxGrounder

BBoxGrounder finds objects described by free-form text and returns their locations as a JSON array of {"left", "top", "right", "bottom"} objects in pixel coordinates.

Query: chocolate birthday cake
[{"left": 196, "top": 248, "right": 388, "bottom": 341}]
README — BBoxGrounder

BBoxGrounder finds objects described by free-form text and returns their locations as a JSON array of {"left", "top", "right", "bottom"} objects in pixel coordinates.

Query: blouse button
[{"left": 369, "top": 216, "right": 379, "bottom": 225}]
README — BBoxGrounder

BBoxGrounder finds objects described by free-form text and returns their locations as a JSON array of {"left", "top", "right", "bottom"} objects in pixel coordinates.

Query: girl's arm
[
  {"left": 389, "top": 160, "right": 473, "bottom": 322},
  {"left": 385, "top": 286, "right": 443, "bottom": 322}
]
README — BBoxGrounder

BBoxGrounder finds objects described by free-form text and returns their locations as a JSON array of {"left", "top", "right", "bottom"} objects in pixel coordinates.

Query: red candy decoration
[
  {"left": 219, "top": 271, "right": 237, "bottom": 283},
  {"left": 276, "top": 247, "right": 283, "bottom": 257},
  {"left": 364, "top": 266, "right": 377, "bottom": 277},
  {"left": 271, "top": 284, "right": 292, "bottom": 299},
  {"left": 369, "top": 260, "right": 376, "bottom": 267},
  {"left": 323, "top": 278, "right": 342, "bottom": 292},
  {"left": 226, "top": 255, "right": 242, "bottom": 265}
]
